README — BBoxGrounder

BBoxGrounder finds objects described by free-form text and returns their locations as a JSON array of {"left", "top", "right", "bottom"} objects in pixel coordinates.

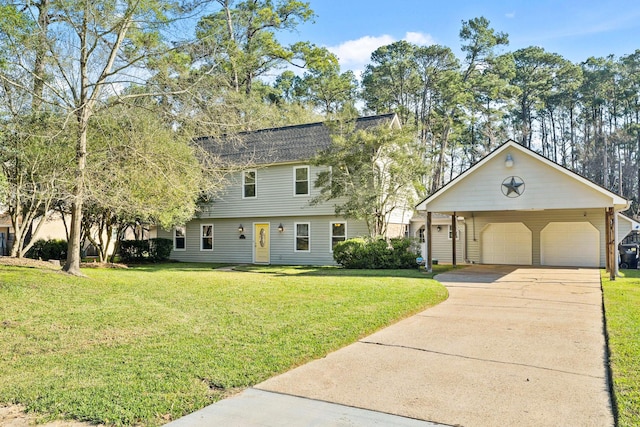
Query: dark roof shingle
[{"left": 197, "top": 114, "right": 397, "bottom": 165}]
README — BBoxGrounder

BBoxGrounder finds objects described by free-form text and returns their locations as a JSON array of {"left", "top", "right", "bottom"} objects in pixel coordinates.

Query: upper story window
[
  {"left": 243, "top": 170, "right": 256, "bottom": 198},
  {"left": 331, "top": 222, "right": 346, "bottom": 251},
  {"left": 201, "top": 224, "right": 213, "bottom": 250},
  {"left": 174, "top": 226, "right": 186, "bottom": 251},
  {"left": 294, "top": 166, "right": 309, "bottom": 196}
]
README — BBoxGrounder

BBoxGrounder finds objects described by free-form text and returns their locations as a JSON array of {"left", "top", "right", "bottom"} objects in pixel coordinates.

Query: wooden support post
[
  {"left": 605, "top": 208, "right": 610, "bottom": 274},
  {"left": 451, "top": 212, "right": 457, "bottom": 267},
  {"left": 426, "top": 211, "right": 432, "bottom": 272},
  {"left": 606, "top": 207, "right": 615, "bottom": 281}
]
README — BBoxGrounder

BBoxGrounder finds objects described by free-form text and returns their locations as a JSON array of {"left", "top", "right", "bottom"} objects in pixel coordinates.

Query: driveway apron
[{"left": 255, "top": 265, "right": 614, "bottom": 426}]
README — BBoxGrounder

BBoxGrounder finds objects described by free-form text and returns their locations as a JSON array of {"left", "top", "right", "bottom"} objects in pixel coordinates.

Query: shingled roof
[{"left": 197, "top": 113, "right": 398, "bottom": 165}]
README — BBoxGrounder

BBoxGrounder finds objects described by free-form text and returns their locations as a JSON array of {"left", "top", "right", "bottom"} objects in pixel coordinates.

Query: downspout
[
  {"left": 426, "top": 211, "right": 433, "bottom": 273},
  {"left": 614, "top": 213, "right": 620, "bottom": 278}
]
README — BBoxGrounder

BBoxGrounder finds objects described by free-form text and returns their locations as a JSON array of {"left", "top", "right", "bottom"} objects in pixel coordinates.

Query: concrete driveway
[
  {"left": 257, "top": 265, "right": 614, "bottom": 426},
  {"left": 169, "top": 265, "right": 614, "bottom": 427}
]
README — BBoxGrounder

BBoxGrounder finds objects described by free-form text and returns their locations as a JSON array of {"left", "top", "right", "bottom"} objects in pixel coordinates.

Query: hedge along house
[
  {"left": 157, "top": 114, "right": 413, "bottom": 265},
  {"left": 416, "top": 140, "right": 630, "bottom": 278}
]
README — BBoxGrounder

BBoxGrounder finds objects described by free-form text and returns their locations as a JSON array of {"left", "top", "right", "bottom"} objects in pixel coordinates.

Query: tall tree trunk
[
  {"left": 219, "top": 0, "right": 239, "bottom": 92},
  {"left": 64, "top": 115, "right": 87, "bottom": 275}
]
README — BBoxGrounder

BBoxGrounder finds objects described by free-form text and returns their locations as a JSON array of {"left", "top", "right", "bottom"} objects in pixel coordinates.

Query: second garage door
[
  {"left": 481, "top": 223, "right": 532, "bottom": 265},
  {"left": 541, "top": 222, "right": 599, "bottom": 267}
]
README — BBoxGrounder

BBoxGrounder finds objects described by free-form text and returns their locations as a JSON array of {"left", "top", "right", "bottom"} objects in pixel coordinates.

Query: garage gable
[
  {"left": 417, "top": 140, "right": 628, "bottom": 214},
  {"left": 618, "top": 213, "right": 640, "bottom": 243}
]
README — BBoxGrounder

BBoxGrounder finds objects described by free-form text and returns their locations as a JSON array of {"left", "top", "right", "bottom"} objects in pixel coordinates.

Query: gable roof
[
  {"left": 618, "top": 212, "right": 640, "bottom": 231},
  {"left": 416, "top": 139, "right": 629, "bottom": 212},
  {"left": 197, "top": 113, "right": 399, "bottom": 165}
]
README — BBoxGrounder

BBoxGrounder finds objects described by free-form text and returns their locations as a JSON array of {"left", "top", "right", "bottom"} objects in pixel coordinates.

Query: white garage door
[
  {"left": 481, "top": 223, "right": 532, "bottom": 265},
  {"left": 541, "top": 222, "right": 599, "bottom": 267}
]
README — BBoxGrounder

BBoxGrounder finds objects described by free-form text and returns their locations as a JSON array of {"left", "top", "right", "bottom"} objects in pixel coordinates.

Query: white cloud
[
  {"left": 328, "top": 34, "right": 395, "bottom": 68},
  {"left": 404, "top": 31, "right": 436, "bottom": 46},
  {"left": 328, "top": 31, "right": 436, "bottom": 76},
  {"left": 505, "top": 12, "right": 516, "bottom": 19}
]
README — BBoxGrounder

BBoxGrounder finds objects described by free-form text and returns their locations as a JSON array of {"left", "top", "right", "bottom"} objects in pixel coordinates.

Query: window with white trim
[
  {"left": 331, "top": 222, "right": 346, "bottom": 251},
  {"left": 417, "top": 226, "right": 425, "bottom": 243},
  {"left": 201, "top": 224, "right": 213, "bottom": 250},
  {"left": 448, "top": 225, "right": 460, "bottom": 240},
  {"left": 295, "top": 223, "right": 310, "bottom": 252},
  {"left": 243, "top": 169, "right": 256, "bottom": 198},
  {"left": 174, "top": 226, "right": 186, "bottom": 251},
  {"left": 294, "top": 166, "right": 309, "bottom": 196}
]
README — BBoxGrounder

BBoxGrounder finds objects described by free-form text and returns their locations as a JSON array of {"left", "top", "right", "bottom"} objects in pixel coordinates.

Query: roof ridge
[{"left": 197, "top": 113, "right": 396, "bottom": 140}]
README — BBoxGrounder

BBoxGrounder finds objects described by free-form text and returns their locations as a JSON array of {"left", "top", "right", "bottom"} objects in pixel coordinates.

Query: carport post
[
  {"left": 426, "top": 211, "right": 433, "bottom": 272},
  {"left": 451, "top": 212, "right": 457, "bottom": 267},
  {"left": 606, "top": 207, "right": 615, "bottom": 281}
]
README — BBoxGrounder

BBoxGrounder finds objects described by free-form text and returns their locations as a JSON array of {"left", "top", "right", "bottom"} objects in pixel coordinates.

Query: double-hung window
[
  {"left": 330, "top": 222, "right": 346, "bottom": 251},
  {"left": 418, "top": 226, "right": 425, "bottom": 243},
  {"left": 174, "top": 226, "right": 186, "bottom": 251},
  {"left": 243, "top": 170, "right": 256, "bottom": 198},
  {"left": 295, "top": 223, "right": 310, "bottom": 252},
  {"left": 448, "top": 225, "right": 460, "bottom": 240},
  {"left": 201, "top": 224, "right": 213, "bottom": 251},
  {"left": 294, "top": 166, "right": 309, "bottom": 196}
]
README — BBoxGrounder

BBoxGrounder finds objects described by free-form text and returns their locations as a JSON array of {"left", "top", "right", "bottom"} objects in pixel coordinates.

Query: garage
[
  {"left": 481, "top": 223, "right": 532, "bottom": 265},
  {"left": 541, "top": 222, "right": 599, "bottom": 267},
  {"left": 416, "top": 140, "right": 630, "bottom": 275}
]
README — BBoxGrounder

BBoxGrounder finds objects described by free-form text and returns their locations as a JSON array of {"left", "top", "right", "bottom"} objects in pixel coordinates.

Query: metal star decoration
[{"left": 501, "top": 176, "right": 525, "bottom": 198}]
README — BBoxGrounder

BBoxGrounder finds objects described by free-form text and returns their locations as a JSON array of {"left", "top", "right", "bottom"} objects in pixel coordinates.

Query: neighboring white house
[
  {"left": 415, "top": 140, "right": 631, "bottom": 273},
  {"left": 158, "top": 114, "right": 411, "bottom": 265}
]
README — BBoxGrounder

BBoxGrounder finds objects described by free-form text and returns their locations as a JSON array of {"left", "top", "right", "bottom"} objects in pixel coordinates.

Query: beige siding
[
  {"left": 157, "top": 161, "right": 412, "bottom": 265},
  {"left": 430, "top": 224, "right": 466, "bottom": 264},
  {"left": 464, "top": 208, "right": 606, "bottom": 267},
  {"left": 427, "top": 148, "right": 616, "bottom": 213},
  {"left": 159, "top": 216, "right": 369, "bottom": 265},
  {"left": 33, "top": 214, "right": 68, "bottom": 241},
  {"left": 200, "top": 164, "right": 340, "bottom": 218}
]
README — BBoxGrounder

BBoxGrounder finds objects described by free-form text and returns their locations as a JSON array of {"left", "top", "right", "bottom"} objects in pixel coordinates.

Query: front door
[{"left": 254, "top": 223, "right": 270, "bottom": 264}]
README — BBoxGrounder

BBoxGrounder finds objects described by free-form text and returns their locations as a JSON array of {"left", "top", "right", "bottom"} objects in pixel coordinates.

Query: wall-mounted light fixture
[
  {"left": 238, "top": 224, "right": 244, "bottom": 233},
  {"left": 505, "top": 153, "right": 514, "bottom": 168},
  {"left": 436, "top": 225, "right": 441, "bottom": 232},
  {"left": 278, "top": 223, "right": 284, "bottom": 232}
]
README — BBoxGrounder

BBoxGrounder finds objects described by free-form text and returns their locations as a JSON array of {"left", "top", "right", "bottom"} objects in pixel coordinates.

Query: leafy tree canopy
[{"left": 313, "top": 118, "right": 426, "bottom": 237}]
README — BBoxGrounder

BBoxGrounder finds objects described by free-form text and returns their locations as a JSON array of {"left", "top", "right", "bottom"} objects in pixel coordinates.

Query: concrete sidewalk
[
  {"left": 168, "top": 266, "right": 614, "bottom": 427},
  {"left": 167, "top": 388, "right": 443, "bottom": 426}
]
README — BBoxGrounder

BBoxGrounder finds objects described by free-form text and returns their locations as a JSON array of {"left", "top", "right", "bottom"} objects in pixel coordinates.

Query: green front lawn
[
  {"left": 0, "top": 263, "right": 450, "bottom": 426},
  {"left": 602, "top": 269, "right": 640, "bottom": 427}
]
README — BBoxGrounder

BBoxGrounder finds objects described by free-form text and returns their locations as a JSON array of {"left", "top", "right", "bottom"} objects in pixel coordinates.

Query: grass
[
  {"left": 602, "top": 269, "right": 640, "bottom": 427},
  {"left": 0, "top": 263, "right": 450, "bottom": 426}
]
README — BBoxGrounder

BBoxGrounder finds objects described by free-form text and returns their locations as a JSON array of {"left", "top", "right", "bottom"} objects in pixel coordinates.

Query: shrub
[
  {"left": 119, "top": 240, "right": 149, "bottom": 262},
  {"left": 149, "top": 238, "right": 173, "bottom": 261},
  {"left": 333, "top": 237, "right": 420, "bottom": 269},
  {"left": 119, "top": 238, "right": 173, "bottom": 262},
  {"left": 26, "top": 239, "right": 67, "bottom": 261}
]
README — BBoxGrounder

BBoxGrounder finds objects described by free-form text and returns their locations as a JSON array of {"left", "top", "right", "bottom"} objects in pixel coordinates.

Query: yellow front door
[{"left": 254, "top": 223, "right": 270, "bottom": 264}]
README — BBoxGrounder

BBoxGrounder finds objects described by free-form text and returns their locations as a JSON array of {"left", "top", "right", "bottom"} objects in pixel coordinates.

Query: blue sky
[{"left": 277, "top": 0, "right": 640, "bottom": 76}]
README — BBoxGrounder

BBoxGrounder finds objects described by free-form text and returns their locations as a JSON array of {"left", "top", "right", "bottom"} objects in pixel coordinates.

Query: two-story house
[{"left": 158, "top": 113, "right": 411, "bottom": 265}]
